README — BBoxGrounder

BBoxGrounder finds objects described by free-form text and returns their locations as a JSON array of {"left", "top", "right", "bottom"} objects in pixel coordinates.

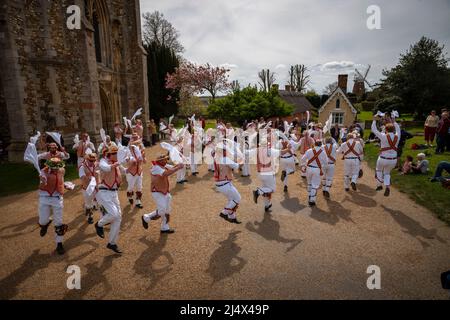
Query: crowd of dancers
[{"left": 24, "top": 110, "right": 402, "bottom": 255}]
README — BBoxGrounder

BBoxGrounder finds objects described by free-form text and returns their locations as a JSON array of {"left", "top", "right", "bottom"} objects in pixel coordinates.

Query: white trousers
[
  {"left": 190, "top": 154, "right": 198, "bottom": 173},
  {"left": 126, "top": 173, "right": 143, "bottom": 192},
  {"left": 257, "top": 173, "right": 275, "bottom": 207},
  {"left": 96, "top": 190, "right": 122, "bottom": 245},
  {"left": 39, "top": 195, "right": 64, "bottom": 243},
  {"left": 143, "top": 192, "right": 172, "bottom": 231},
  {"left": 280, "top": 156, "right": 296, "bottom": 186},
  {"left": 177, "top": 166, "right": 186, "bottom": 182},
  {"left": 216, "top": 182, "right": 241, "bottom": 219},
  {"left": 322, "top": 163, "right": 335, "bottom": 192},
  {"left": 83, "top": 189, "right": 95, "bottom": 209},
  {"left": 376, "top": 157, "right": 397, "bottom": 187},
  {"left": 306, "top": 167, "right": 321, "bottom": 203},
  {"left": 344, "top": 159, "right": 360, "bottom": 189},
  {"left": 242, "top": 163, "right": 250, "bottom": 176},
  {"left": 77, "top": 157, "right": 84, "bottom": 168}
]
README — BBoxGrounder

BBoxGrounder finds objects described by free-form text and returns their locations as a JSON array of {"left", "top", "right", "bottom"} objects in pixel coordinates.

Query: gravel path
[{"left": 0, "top": 144, "right": 449, "bottom": 299}]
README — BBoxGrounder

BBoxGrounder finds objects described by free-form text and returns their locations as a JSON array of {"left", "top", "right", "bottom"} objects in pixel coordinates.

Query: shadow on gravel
[
  {"left": 0, "top": 216, "right": 39, "bottom": 240},
  {"left": 344, "top": 192, "right": 377, "bottom": 208},
  {"left": 206, "top": 231, "right": 247, "bottom": 284},
  {"left": 357, "top": 183, "right": 377, "bottom": 196},
  {"left": 326, "top": 200, "right": 354, "bottom": 223},
  {"left": 381, "top": 205, "right": 447, "bottom": 248},
  {"left": 64, "top": 254, "right": 120, "bottom": 299},
  {"left": 0, "top": 249, "right": 53, "bottom": 299},
  {"left": 280, "top": 192, "right": 306, "bottom": 213},
  {"left": 134, "top": 235, "right": 174, "bottom": 290},
  {"left": 309, "top": 206, "right": 339, "bottom": 226},
  {"left": 246, "top": 213, "right": 302, "bottom": 252}
]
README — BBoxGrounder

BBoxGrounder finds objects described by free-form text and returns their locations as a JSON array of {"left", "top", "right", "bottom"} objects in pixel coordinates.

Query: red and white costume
[
  {"left": 38, "top": 150, "right": 70, "bottom": 161},
  {"left": 322, "top": 142, "right": 338, "bottom": 194},
  {"left": 337, "top": 138, "right": 364, "bottom": 190},
  {"left": 38, "top": 167, "right": 67, "bottom": 244},
  {"left": 73, "top": 139, "right": 95, "bottom": 167},
  {"left": 371, "top": 120, "right": 401, "bottom": 188},
  {"left": 96, "top": 158, "right": 123, "bottom": 246},
  {"left": 79, "top": 159, "right": 98, "bottom": 211},
  {"left": 143, "top": 162, "right": 174, "bottom": 231},
  {"left": 301, "top": 146, "right": 328, "bottom": 204},
  {"left": 126, "top": 142, "right": 145, "bottom": 206},
  {"left": 298, "top": 133, "right": 315, "bottom": 177},
  {"left": 214, "top": 156, "right": 241, "bottom": 220}
]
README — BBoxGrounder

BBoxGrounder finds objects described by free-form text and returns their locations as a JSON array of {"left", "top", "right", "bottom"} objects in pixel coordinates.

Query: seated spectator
[
  {"left": 400, "top": 155, "right": 414, "bottom": 175},
  {"left": 411, "top": 153, "right": 429, "bottom": 174},
  {"left": 430, "top": 161, "right": 450, "bottom": 182}
]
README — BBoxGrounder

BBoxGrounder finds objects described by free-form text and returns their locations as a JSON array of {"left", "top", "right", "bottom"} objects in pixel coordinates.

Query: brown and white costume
[{"left": 125, "top": 140, "right": 146, "bottom": 206}]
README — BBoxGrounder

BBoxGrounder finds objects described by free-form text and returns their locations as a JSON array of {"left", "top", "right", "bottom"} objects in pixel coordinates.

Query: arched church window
[
  {"left": 93, "top": 11, "right": 102, "bottom": 63},
  {"left": 336, "top": 98, "right": 340, "bottom": 109}
]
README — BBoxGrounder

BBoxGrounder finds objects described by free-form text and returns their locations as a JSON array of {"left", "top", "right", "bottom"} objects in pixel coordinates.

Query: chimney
[{"left": 338, "top": 74, "right": 348, "bottom": 93}]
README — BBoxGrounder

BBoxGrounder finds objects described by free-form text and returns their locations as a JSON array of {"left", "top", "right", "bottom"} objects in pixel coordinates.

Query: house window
[
  {"left": 332, "top": 112, "right": 344, "bottom": 125},
  {"left": 336, "top": 98, "right": 340, "bottom": 109}
]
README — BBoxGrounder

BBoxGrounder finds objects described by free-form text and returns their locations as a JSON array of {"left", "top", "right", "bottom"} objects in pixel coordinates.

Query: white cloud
[
  {"left": 140, "top": 0, "right": 450, "bottom": 92},
  {"left": 219, "top": 63, "right": 238, "bottom": 69}
]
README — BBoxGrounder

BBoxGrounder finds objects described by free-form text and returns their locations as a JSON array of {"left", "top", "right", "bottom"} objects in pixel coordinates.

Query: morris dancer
[
  {"left": 94, "top": 145, "right": 124, "bottom": 254},
  {"left": 79, "top": 152, "right": 98, "bottom": 224},
  {"left": 337, "top": 133, "right": 364, "bottom": 192},
  {"left": 252, "top": 130, "right": 279, "bottom": 212},
  {"left": 97, "top": 135, "right": 117, "bottom": 157},
  {"left": 298, "top": 131, "right": 314, "bottom": 178},
  {"left": 371, "top": 115, "right": 401, "bottom": 196},
  {"left": 38, "top": 142, "right": 70, "bottom": 161},
  {"left": 73, "top": 132, "right": 95, "bottom": 167},
  {"left": 113, "top": 122, "right": 124, "bottom": 146},
  {"left": 322, "top": 136, "right": 338, "bottom": 198},
  {"left": 142, "top": 154, "right": 184, "bottom": 234},
  {"left": 38, "top": 158, "right": 68, "bottom": 255},
  {"left": 214, "top": 145, "right": 243, "bottom": 224},
  {"left": 301, "top": 141, "right": 328, "bottom": 206},
  {"left": 203, "top": 134, "right": 216, "bottom": 172},
  {"left": 133, "top": 119, "right": 144, "bottom": 139},
  {"left": 126, "top": 133, "right": 146, "bottom": 208},
  {"left": 175, "top": 136, "right": 187, "bottom": 184},
  {"left": 279, "top": 139, "right": 296, "bottom": 192}
]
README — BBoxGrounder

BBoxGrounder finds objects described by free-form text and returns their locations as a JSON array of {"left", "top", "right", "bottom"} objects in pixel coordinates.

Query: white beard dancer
[
  {"left": 79, "top": 153, "right": 99, "bottom": 224},
  {"left": 301, "top": 141, "right": 328, "bottom": 206},
  {"left": 94, "top": 145, "right": 124, "bottom": 254},
  {"left": 321, "top": 137, "right": 338, "bottom": 199},
  {"left": 125, "top": 134, "right": 146, "bottom": 208},
  {"left": 252, "top": 130, "right": 280, "bottom": 212},
  {"left": 371, "top": 115, "right": 401, "bottom": 196},
  {"left": 37, "top": 158, "right": 68, "bottom": 255},
  {"left": 279, "top": 139, "right": 296, "bottom": 193},
  {"left": 337, "top": 133, "right": 364, "bottom": 192},
  {"left": 142, "top": 154, "right": 184, "bottom": 234},
  {"left": 213, "top": 145, "right": 243, "bottom": 224}
]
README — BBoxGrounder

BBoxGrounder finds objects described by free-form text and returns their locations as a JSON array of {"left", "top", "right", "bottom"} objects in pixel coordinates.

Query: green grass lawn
[
  {"left": 358, "top": 111, "right": 414, "bottom": 122},
  {"left": 0, "top": 163, "right": 79, "bottom": 198},
  {"left": 363, "top": 128, "right": 450, "bottom": 225}
]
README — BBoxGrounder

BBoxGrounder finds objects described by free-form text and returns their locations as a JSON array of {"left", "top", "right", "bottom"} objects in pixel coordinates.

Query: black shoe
[
  {"left": 309, "top": 201, "right": 316, "bottom": 206},
  {"left": 87, "top": 215, "right": 94, "bottom": 224},
  {"left": 351, "top": 182, "right": 357, "bottom": 191},
  {"left": 228, "top": 218, "right": 242, "bottom": 224},
  {"left": 384, "top": 187, "right": 390, "bottom": 197},
  {"left": 345, "top": 188, "right": 350, "bottom": 192},
  {"left": 182, "top": 179, "right": 188, "bottom": 183},
  {"left": 40, "top": 220, "right": 52, "bottom": 237},
  {"left": 95, "top": 222, "right": 104, "bottom": 238},
  {"left": 106, "top": 243, "right": 122, "bottom": 254},
  {"left": 85, "top": 208, "right": 92, "bottom": 216},
  {"left": 376, "top": 186, "right": 383, "bottom": 191},
  {"left": 264, "top": 204, "right": 272, "bottom": 212},
  {"left": 219, "top": 212, "right": 229, "bottom": 221},
  {"left": 160, "top": 229, "right": 175, "bottom": 234},
  {"left": 280, "top": 170, "right": 286, "bottom": 182},
  {"left": 301, "top": 176, "right": 307, "bottom": 179},
  {"left": 430, "top": 177, "right": 439, "bottom": 183},
  {"left": 241, "top": 175, "right": 249, "bottom": 177},
  {"left": 136, "top": 203, "right": 143, "bottom": 209},
  {"left": 192, "top": 172, "right": 198, "bottom": 176},
  {"left": 177, "top": 181, "right": 183, "bottom": 184},
  {"left": 284, "top": 186, "right": 288, "bottom": 192},
  {"left": 323, "top": 190, "right": 330, "bottom": 198},
  {"left": 253, "top": 190, "right": 259, "bottom": 204},
  {"left": 128, "top": 198, "right": 134, "bottom": 205},
  {"left": 141, "top": 216, "right": 148, "bottom": 229},
  {"left": 56, "top": 242, "right": 65, "bottom": 255}
]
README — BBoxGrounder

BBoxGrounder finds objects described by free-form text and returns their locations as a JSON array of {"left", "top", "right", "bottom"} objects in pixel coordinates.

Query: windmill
[{"left": 352, "top": 65, "right": 374, "bottom": 96}]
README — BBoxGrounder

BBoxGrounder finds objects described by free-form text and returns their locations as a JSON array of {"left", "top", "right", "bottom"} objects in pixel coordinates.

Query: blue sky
[{"left": 140, "top": 0, "right": 450, "bottom": 93}]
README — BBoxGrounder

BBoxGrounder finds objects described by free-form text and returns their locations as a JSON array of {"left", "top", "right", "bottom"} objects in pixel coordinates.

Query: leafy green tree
[
  {"left": 207, "top": 86, "right": 293, "bottom": 124},
  {"left": 304, "top": 90, "right": 321, "bottom": 109},
  {"left": 380, "top": 36, "right": 450, "bottom": 119}
]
